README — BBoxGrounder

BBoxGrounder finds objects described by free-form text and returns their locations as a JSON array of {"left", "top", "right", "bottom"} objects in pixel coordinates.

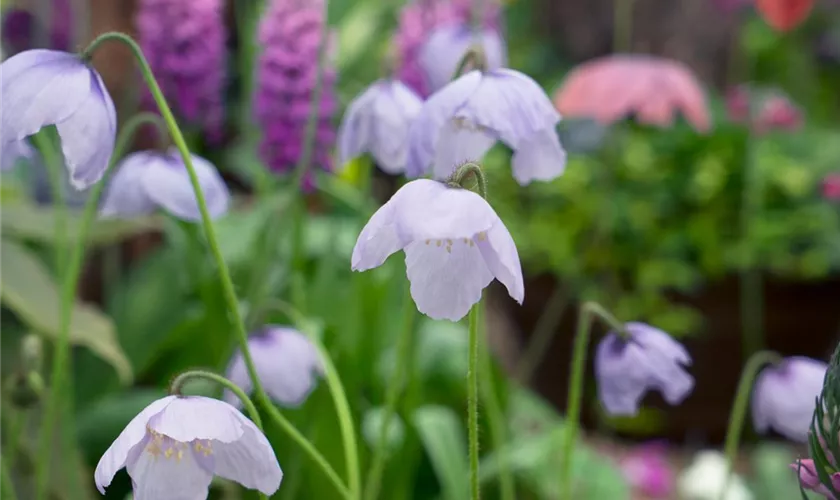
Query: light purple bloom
[
  {"left": 1, "top": 139, "right": 34, "bottom": 171},
  {"left": 94, "top": 395, "right": 282, "bottom": 499},
  {"left": 1, "top": 49, "right": 117, "bottom": 189},
  {"left": 419, "top": 25, "right": 507, "bottom": 95},
  {"left": 595, "top": 322, "right": 694, "bottom": 416},
  {"left": 99, "top": 147, "right": 230, "bottom": 222},
  {"left": 752, "top": 356, "right": 826, "bottom": 443},
  {"left": 337, "top": 79, "right": 423, "bottom": 174},
  {"left": 136, "top": 0, "right": 227, "bottom": 141},
  {"left": 352, "top": 178, "right": 523, "bottom": 321},
  {"left": 223, "top": 326, "right": 324, "bottom": 408},
  {"left": 407, "top": 69, "right": 566, "bottom": 185}
]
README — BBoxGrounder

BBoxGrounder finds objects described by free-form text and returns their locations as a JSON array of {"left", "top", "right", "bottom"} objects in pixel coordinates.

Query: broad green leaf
[
  {"left": 413, "top": 405, "right": 468, "bottom": 500},
  {"left": 0, "top": 239, "right": 131, "bottom": 382}
]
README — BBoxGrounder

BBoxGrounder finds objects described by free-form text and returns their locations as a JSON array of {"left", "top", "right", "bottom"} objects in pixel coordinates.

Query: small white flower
[{"left": 677, "top": 450, "right": 753, "bottom": 500}]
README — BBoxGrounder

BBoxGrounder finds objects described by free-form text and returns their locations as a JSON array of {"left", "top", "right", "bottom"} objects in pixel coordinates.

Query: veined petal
[
  {"left": 407, "top": 70, "right": 483, "bottom": 177},
  {"left": 475, "top": 221, "right": 524, "bottom": 304},
  {"left": 148, "top": 396, "right": 245, "bottom": 444},
  {"left": 432, "top": 118, "right": 496, "bottom": 179},
  {"left": 351, "top": 198, "right": 403, "bottom": 271},
  {"left": 369, "top": 80, "right": 423, "bottom": 174},
  {"left": 212, "top": 409, "right": 283, "bottom": 494},
  {"left": 99, "top": 151, "right": 159, "bottom": 219},
  {"left": 510, "top": 126, "right": 567, "bottom": 185},
  {"left": 94, "top": 395, "right": 177, "bottom": 494},
  {"left": 142, "top": 150, "right": 230, "bottom": 221},
  {"left": 404, "top": 237, "right": 493, "bottom": 320},
  {"left": 337, "top": 82, "right": 379, "bottom": 168},
  {"left": 55, "top": 70, "right": 116, "bottom": 188},
  {"left": 126, "top": 435, "right": 214, "bottom": 500}
]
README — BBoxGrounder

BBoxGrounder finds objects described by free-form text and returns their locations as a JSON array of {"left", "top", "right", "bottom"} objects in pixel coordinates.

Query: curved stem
[
  {"left": 467, "top": 303, "right": 481, "bottom": 500},
  {"left": 33, "top": 110, "right": 170, "bottom": 500},
  {"left": 451, "top": 162, "right": 488, "bottom": 199},
  {"left": 364, "top": 285, "right": 416, "bottom": 500},
  {"left": 169, "top": 370, "right": 268, "bottom": 500},
  {"left": 720, "top": 350, "right": 782, "bottom": 499},
  {"left": 559, "top": 301, "right": 626, "bottom": 500}
]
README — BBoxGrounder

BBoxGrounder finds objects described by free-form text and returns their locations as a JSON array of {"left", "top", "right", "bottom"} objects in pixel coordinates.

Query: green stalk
[
  {"left": 33, "top": 111, "right": 168, "bottom": 500},
  {"left": 76, "top": 32, "right": 352, "bottom": 499},
  {"left": 467, "top": 303, "right": 482, "bottom": 500}
]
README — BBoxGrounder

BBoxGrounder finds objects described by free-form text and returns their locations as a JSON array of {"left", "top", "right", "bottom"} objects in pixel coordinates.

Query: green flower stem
[
  {"left": 364, "top": 284, "right": 416, "bottom": 500},
  {"left": 30, "top": 131, "right": 67, "bottom": 275},
  {"left": 169, "top": 370, "right": 268, "bottom": 500},
  {"left": 80, "top": 30, "right": 353, "bottom": 498},
  {"left": 515, "top": 282, "right": 570, "bottom": 383},
  {"left": 33, "top": 110, "right": 169, "bottom": 500},
  {"left": 478, "top": 301, "right": 515, "bottom": 500},
  {"left": 467, "top": 303, "right": 482, "bottom": 500},
  {"left": 270, "top": 299, "right": 362, "bottom": 499},
  {"left": 720, "top": 350, "right": 782, "bottom": 499},
  {"left": 559, "top": 301, "right": 627, "bottom": 500},
  {"left": 1, "top": 455, "right": 18, "bottom": 500}
]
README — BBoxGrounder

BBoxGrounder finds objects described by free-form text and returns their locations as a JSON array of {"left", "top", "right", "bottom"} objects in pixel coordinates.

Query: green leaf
[
  {"left": 413, "top": 405, "right": 469, "bottom": 500},
  {"left": 0, "top": 239, "right": 131, "bottom": 382},
  {"left": 362, "top": 407, "right": 406, "bottom": 454}
]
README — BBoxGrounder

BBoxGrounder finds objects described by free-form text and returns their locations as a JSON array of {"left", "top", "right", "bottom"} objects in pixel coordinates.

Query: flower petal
[
  {"left": 351, "top": 196, "right": 403, "bottom": 271},
  {"left": 510, "top": 126, "right": 567, "bottom": 185},
  {"left": 126, "top": 435, "right": 214, "bottom": 500},
  {"left": 475, "top": 221, "right": 524, "bottom": 304},
  {"left": 222, "top": 350, "right": 253, "bottom": 409},
  {"left": 1, "top": 139, "right": 34, "bottom": 171},
  {"left": 94, "top": 395, "right": 177, "bottom": 494},
  {"left": 98, "top": 151, "right": 160, "bottom": 218},
  {"left": 419, "top": 25, "right": 506, "bottom": 94},
  {"left": 148, "top": 396, "right": 245, "bottom": 444},
  {"left": 256, "top": 327, "right": 323, "bottom": 406},
  {"left": 432, "top": 118, "right": 496, "bottom": 180},
  {"left": 337, "top": 81, "right": 378, "bottom": 168},
  {"left": 212, "top": 408, "right": 283, "bottom": 494},
  {"left": 142, "top": 150, "right": 230, "bottom": 221},
  {"left": 369, "top": 80, "right": 423, "bottom": 174}
]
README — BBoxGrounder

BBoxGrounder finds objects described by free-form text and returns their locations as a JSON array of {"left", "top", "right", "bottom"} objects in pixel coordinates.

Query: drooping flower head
[
  {"left": 419, "top": 24, "right": 507, "bottom": 96},
  {"left": 725, "top": 85, "right": 803, "bottom": 134},
  {"left": 99, "top": 147, "right": 230, "bottom": 221},
  {"left": 554, "top": 54, "right": 711, "bottom": 132},
  {"left": 1, "top": 0, "right": 73, "bottom": 55},
  {"left": 94, "top": 395, "right": 283, "bottom": 499},
  {"left": 395, "top": 0, "right": 504, "bottom": 98},
  {"left": 1, "top": 49, "right": 117, "bottom": 189},
  {"left": 136, "top": 0, "right": 227, "bottom": 141},
  {"left": 619, "top": 442, "right": 675, "bottom": 498},
  {"left": 337, "top": 78, "right": 423, "bottom": 174},
  {"left": 408, "top": 66, "right": 566, "bottom": 185},
  {"left": 255, "top": 0, "right": 338, "bottom": 187},
  {"left": 752, "top": 356, "right": 826, "bottom": 443},
  {"left": 594, "top": 322, "right": 694, "bottom": 416},
  {"left": 224, "top": 326, "right": 324, "bottom": 408},
  {"left": 352, "top": 178, "right": 524, "bottom": 321}
]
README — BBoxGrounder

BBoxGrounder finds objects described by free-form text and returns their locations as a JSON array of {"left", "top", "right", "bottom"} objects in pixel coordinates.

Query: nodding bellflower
[
  {"left": 351, "top": 178, "right": 524, "bottom": 321},
  {"left": 94, "top": 395, "right": 283, "bottom": 499},
  {"left": 136, "top": 0, "right": 228, "bottom": 141},
  {"left": 595, "top": 322, "right": 694, "bottom": 417},
  {"left": 419, "top": 25, "right": 506, "bottom": 95},
  {"left": 408, "top": 68, "right": 566, "bottom": 185},
  {"left": 223, "top": 326, "right": 324, "bottom": 408},
  {"left": 337, "top": 79, "right": 423, "bottom": 174},
  {"left": 751, "top": 356, "right": 826, "bottom": 443},
  {"left": 1, "top": 49, "right": 117, "bottom": 189},
  {"left": 255, "top": 0, "right": 338, "bottom": 187},
  {"left": 99, "top": 147, "right": 230, "bottom": 222}
]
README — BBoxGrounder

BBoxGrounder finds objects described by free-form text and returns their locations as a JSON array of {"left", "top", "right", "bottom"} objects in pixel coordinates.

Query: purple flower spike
[
  {"left": 408, "top": 69, "right": 566, "bottom": 185},
  {"left": 94, "top": 395, "right": 283, "bottom": 498},
  {"left": 136, "top": 0, "right": 227, "bottom": 141},
  {"left": 1, "top": 49, "right": 117, "bottom": 189},
  {"left": 752, "top": 356, "right": 826, "bottom": 443},
  {"left": 419, "top": 25, "right": 507, "bottom": 95},
  {"left": 352, "top": 178, "right": 524, "bottom": 321},
  {"left": 99, "top": 147, "right": 230, "bottom": 222},
  {"left": 223, "top": 326, "right": 324, "bottom": 408},
  {"left": 595, "top": 322, "right": 694, "bottom": 416},
  {"left": 1, "top": 139, "right": 35, "bottom": 171},
  {"left": 255, "top": 0, "right": 337, "bottom": 184},
  {"left": 337, "top": 79, "right": 423, "bottom": 174}
]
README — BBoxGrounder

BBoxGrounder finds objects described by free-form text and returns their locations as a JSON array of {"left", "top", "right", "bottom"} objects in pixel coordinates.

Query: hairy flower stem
[
  {"left": 33, "top": 111, "right": 168, "bottom": 500},
  {"left": 720, "top": 350, "right": 781, "bottom": 499},
  {"left": 467, "top": 303, "right": 482, "bottom": 500},
  {"left": 559, "top": 301, "right": 627, "bottom": 500},
  {"left": 364, "top": 284, "right": 416, "bottom": 500},
  {"left": 78, "top": 31, "right": 355, "bottom": 500},
  {"left": 170, "top": 370, "right": 269, "bottom": 500}
]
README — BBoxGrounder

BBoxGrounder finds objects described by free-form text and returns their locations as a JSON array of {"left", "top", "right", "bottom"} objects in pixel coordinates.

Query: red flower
[{"left": 755, "top": 0, "right": 814, "bottom": 32}]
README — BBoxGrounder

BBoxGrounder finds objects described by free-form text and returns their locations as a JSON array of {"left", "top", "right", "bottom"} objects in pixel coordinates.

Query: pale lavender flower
[
  {"left": 337, "top": 79, "right": 423, "bottom": 174},
  {"left": 595, "top": 322, "right": 694, "bottom": 416},
  {"left": 752, "top": 356, "right": 826, "bottom": 443},
  {"left": 99, "top": 147, "right": 230, "bottom": 222},
  {"left": 1, "top": 139, "right": 34, "bottom": 171},
  {"left": 94, "top": 395, "right": 283, "bottom": 499},
  {"left": 352, "top": 178, "right": 523, "bottom": 321},
  {"left": 419, "top": 25, "right": 507, "bottom": 95},
  {"left": 223, "top": 326, "right": 324, "bottom": 408},
  {"left": 408, "top": 69, "right": 566, "bottom": 185},
  {"left": 1, "top": 49, "right": 117, "bottom": 189}
]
